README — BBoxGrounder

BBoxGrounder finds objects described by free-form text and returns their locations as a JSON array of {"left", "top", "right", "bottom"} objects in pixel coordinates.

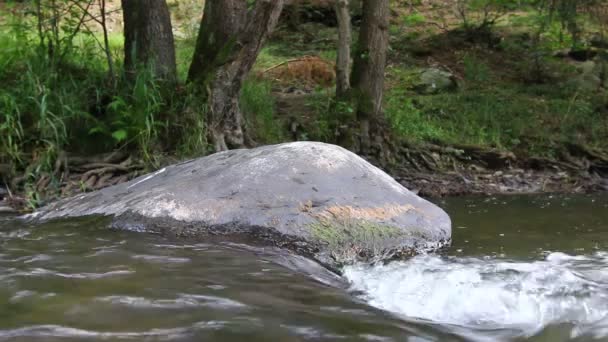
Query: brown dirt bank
[
  {"left": 378, "top": 142, "right": 608, "bottom": 198},
  {"left": 1, "top": 142, "right": 607, "bottom": 214}
]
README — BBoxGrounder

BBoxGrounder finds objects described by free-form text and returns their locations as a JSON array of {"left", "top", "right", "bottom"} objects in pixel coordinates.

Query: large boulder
[{"left": 34, "top": 142, "right": 451, "bottom": 268}]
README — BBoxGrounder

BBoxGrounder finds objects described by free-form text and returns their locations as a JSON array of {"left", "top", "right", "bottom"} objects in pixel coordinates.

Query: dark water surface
[{"left": 1, "top": 194, "right": 607, "bottom": 341}]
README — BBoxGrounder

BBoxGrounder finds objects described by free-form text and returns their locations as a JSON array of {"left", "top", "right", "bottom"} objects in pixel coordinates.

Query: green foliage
[
  {"left": 0, "top": 8, "right": 206, "bottom": 175},
  {"left": 91, "top": 65, "right": 166, "bottom": 164},
  {"left": 463, "top": 54, "right": 491, "bottom": 83},
  {"left": 0, "top": 93, "right": 24, "bottom": 164},
  {"left": 306, "top": 89, "right": 357, "bottom": 143},
  {"left": 241, "top": 78, "right": 284, "bottom": 144},
  {"left": 175, "top": 37, "right": 197, "bottom": 81},
  {"left": 403, "top": 13, "right": 427, "bottom": 27},
  {"left": 30, "top": 0, "right": 96, "bottom": 61},
  {"left": 385, "top": 90, "right": 446, "bottom": 142},
  {"left": 454, "top": 0, "right": 520, "bottom": 30},
  {"left": 173, "top": 103, "right": 210, "bottom": 158},
  {"left": 385, "top": 84, "right": 607, "bottom": 153},
  {"left": 0, "top": 23, "right": 99, "bottom": 172}
]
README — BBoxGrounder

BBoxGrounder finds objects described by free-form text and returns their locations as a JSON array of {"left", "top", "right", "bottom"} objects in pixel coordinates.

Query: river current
[{"left": 1, "top": 194, "right": 607, "bottom": 341}]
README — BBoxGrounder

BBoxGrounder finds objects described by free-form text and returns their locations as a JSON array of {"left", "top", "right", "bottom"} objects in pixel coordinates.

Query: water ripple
[
  {"left": 16, "top": 268, "right": 134, "bottom": 279},
  {"left": 97, "top": 294, "right": 247, "bottom": 310},
  {"left": 0, "top": 321, "right": 227, "bottom": 341},
  {"left": 131, "top": 254, "right": 191, "bottom": 263}
]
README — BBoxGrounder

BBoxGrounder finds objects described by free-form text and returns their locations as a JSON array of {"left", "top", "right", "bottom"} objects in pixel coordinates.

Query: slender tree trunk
[
  {"left": 99, "top": 0, "right": 115, "bottom": 84},
  {"left": 122, "top": 0, "right": 176, "bottom": 81},
  {"left": 335, "top": 0, "right": 352, "bottom": 99},
  {"left": 351, "top": 0, "right": 389, "bottom": 154},
  {"left": 188, "top": 0, "right": 285, "bottom": 152}
]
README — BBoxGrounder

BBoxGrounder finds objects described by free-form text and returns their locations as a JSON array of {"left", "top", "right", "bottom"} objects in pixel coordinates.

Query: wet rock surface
[
  {"left": 0, "top": 203, "right": 16, "bottom": 214},
  {"left": 34, "top": 142, "right": 452, "bottom": 268}
]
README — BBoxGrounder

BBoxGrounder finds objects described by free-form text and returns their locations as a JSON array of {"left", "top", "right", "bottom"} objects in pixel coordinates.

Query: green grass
[
  {"left": 383, "top": 58, "right": 608, "bottom": 155},
  {"left": 241, "top": 78, "right": 285, "bottom": 144}
]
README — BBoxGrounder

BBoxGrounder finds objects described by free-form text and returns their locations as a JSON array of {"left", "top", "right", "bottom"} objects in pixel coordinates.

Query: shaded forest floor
[{"left": 1, "top": 2, "right": 608, "bottom": 213}]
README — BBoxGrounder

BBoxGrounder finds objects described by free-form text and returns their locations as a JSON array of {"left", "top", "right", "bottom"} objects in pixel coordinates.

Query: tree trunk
[
  {"left": 122, "top": 0, "right": 176, "bottom": 81},
  {"left": 187, "top": 0, "right": 247, "bottom": 83},
  {"left": 351, "top": 0, "right": 389, "bottom": 154},
  {"left": 188, "top": 0, "right": 285, "bottom": 152},
  {"left": 335, "top": 0, "right": 352, "bottom": 99}
]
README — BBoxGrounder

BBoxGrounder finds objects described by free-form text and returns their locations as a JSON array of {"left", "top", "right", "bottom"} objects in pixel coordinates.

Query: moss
[{"left": 309, "top": 217, "right": 424, "bottom": 264}]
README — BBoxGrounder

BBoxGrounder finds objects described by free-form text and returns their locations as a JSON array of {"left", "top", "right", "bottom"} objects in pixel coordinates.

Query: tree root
[{"left": 5, "top": 151, "right": 145, "bottom": 211}]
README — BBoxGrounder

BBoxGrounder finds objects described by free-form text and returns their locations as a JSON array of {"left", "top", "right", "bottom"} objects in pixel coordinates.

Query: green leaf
[
  {"left": 88, "top": 126, "right": 105, "bottom": 134},
  {"left": 111, "top": 129, "right": 128, "bottom": 142},
  {"left": 404, "top": 13, "right": 426, "bottom": 26}
]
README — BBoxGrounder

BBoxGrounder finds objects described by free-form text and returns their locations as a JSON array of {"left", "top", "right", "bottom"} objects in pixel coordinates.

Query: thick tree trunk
[
  {"left": 335, "top": 0, "right": 352, "bottom": 99},
  {"left": 187, "top": 0, "right": 247, "bottom": 83},
  {"left": 351, "top": 0, "right": 389, "bottom": 154},
  {"left": 188, "top": 0, "right": 285, "bottom": 152},
  {"left": 122, "top": 0, "right": 176, "bottom": 81}
]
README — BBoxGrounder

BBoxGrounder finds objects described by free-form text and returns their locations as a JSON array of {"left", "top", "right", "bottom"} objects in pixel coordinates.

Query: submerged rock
[
  {"left": 34, "top": 142, "right": 451, "bottom": 268},
  {"left": 0, "top": 203, "right": 17, "bottom": 214}
]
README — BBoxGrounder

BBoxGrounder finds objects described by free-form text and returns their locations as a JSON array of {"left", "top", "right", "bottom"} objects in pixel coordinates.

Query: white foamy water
[{"left": 344, "top": 252, "right": 608, "bottom": 340}]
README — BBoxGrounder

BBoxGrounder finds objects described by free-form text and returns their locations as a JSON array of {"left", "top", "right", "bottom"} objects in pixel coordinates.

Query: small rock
[
  {"left": 591, "top": 33, "right": 608, "bottom": 49},
  {"left": 0, "top": 202, "right": 17, "bottom": 214},
  {"left": 469, "top": 164, "right": 487, "bottom": 172},
  {"left": 571, "top": 58, "right": 608, "bottom": 91},
  {"left": 415, "top": 68, "right": 457, "bottom": 94}
]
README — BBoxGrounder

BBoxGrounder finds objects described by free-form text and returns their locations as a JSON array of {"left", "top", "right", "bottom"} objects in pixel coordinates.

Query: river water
[{"left": 0, "top": 194, "right": 607, "bottom": 341}]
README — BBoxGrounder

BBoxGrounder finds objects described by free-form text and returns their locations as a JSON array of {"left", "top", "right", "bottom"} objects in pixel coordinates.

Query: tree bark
[
  {"left": 351, "top": 0, "right": 389, "bottom": 154},
  {"left": 122, "top": 0, "right": 176, "bottom": 81},
  {"left": 187, "top": 0, "right": 247, "bottom": 83},
  {"left": 188, "top": 0, "right": 285, "bottom": 152},
  {"left": 335, "top": 0, "right": 352, "bottom": 99}
]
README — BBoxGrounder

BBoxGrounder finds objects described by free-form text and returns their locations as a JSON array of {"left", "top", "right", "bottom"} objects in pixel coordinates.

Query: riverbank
[
  {"left": 383, "top": 141, "right": 608, "bottom": 197},
  {"left": 2, "top": 1, "right": 608, "bottom": 212},
  {"left": 2, "top": 140, "right": 607, "bottom": 214}
]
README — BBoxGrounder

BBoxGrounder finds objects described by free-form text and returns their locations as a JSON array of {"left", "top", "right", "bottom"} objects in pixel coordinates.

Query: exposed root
[{"left": 5, "top": 151, "right": 145, "bottom": 211}]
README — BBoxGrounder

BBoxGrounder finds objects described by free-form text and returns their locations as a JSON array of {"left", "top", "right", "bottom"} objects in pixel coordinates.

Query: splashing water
[{"left": 344, "top": 252, "right": 608, "bottom": 340}]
